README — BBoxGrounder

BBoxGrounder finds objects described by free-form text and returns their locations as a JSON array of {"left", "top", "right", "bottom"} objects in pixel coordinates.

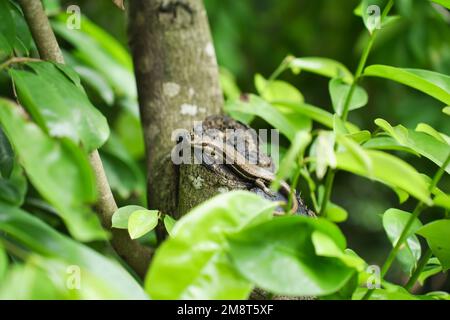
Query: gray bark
[{"left": 128, "top": 0, "right": 223, "bottom": 232}]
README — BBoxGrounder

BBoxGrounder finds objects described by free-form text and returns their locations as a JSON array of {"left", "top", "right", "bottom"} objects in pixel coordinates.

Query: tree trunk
[{"left": 128, "top": 0, "right": 223, "bottom": 232}]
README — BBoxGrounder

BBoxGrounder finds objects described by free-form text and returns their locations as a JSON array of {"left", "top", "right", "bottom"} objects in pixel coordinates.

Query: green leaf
[
  {"left": 337, "top": 134, "right": 373, "bottom": 176},
  {"left": 112, "top": 205, "right": 146, "bottom": 229},
  {"left": 363, "top": 136, "right": 419, "bottom": 155},
  {"left": 0, "top": 127, "right": 14, "bottom": 178},
  {"left": 324, "top": 202, "right": 348, "bottom": 223},
  {"left": 416, "top": 123, "right": 450, "bottom": 145},
  {"left": 255, "top": 74, "right": 304, "bottom": 103},
  {"left": 417, "top": 220, "right": 450, "bottom": 271},
  {"left": 433, "top": 193, "right": 450, "bottom": 210},
  {"left": 329, "top": 78, "right": 368, "bottom": 115},
  {"left": 443, "top": 106, "right": 450, "bottom": 116},
  {"left": 52, "top": 17, "right": 136, "bottom": 99},
  {"left": 9, "top": 3, "right": 33, "bottom": 55},
  {"left": 336, "top": 149, "right": 432, "bottom": 205},
  {"left": 287, "top": 57, "right": 353, "bottom": 84},
  {"left": 375, "top": 119, "right": 450, "bottom": 174},
  {"left": 430, "top": 0, "right": 450, "bottom": 10},
  {"left": 361, "top": 0, "right": 385, "bottom": 34},
  {"left": 145, "top": 191, "right": 277, "bottom": 300},
  {"left": 224, "top": 95, "right": 311, "bottom": 141},
  {"left": 219, "top": 67, "right": 241, "bottom": 100},
  {"left": 364, "top": 65, "right": 450, "bottom": 105},
  {"left": 0, "top": 99, "right": 106, "bottom": 241},
  {"left": 227, "top": 216, "right": 355, "bottom": 296},
  {"left": 0, "top": 163, "right": 27, "bottom": 206},
  {"left": 312, "top": 231, "right": 365, "bottom": 271},
  {"left": 272, "top": 131, "right": 311, "bottom": 190},
  {"left": 10, "top": 62, "right": 110, "bottom": 152},
  {"left": 114, "top": 108, "right": 145, "bottom": 159},
  {"left": 101, "top": 133, "right": 145, "bottom": 201},
  {"left": 128, "top": 209, "right": 159, "bottom": 240},
  {"left": 163, "top": 215, "right": 176, "bottom": 236},
  {"left": 418, "top": 258, "right": 442, "bottom": 286},
  {"left": 382, "top": 209, "right": 422, "bottom": 274},
  {"left": 0, "top": 204, "right": 147, "bottom": 299},
  {"left": 273, "top": 101, "right": 360, "bottom": 132},
  {"left": 74, "top": 65, "right": 115, "bottom": 106},
  {"left": 0, "top": 0, "right": 15, "bottom": 56},
  {"left": 311, "top": 131, "right": 336, "bottom": 179},
  {"left": 0, "top": 263, "right": 63, "bottom": 299}
]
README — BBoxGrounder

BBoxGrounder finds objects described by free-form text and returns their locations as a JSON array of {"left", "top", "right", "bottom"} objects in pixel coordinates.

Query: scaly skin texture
[
  {"left": 182, "top": 115, "right": 315, "bottom": 217},
  {"left": 190, "top": 137, "right": 299, "bottom": 214}
]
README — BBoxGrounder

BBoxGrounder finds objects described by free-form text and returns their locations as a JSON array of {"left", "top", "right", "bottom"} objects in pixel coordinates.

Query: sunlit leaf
[
  {"left": 335, "top": 149, "right": 432, "bottom": 205},
  {"left": 443, "top": 106, "right": 450, "bottom": 116},
  {"left": 52, "top": 17, "right": 136, "bottom": 99},
  {"left": 10, "top": 61, "right": 109, "bottom": 152},
  {"left": 364, "top": 65, "right": 450, "bottom": 105},
  {"left": 433, "top": 193, "right": 450, "bottom": 210},
  {"left": 416, "top": 123, "right": 450, "bottom": 145},
  {"left": 287, "top": 57, "right": 353, "bottom": 84},
  {"left": 312, "top": 231, "right": 365, "bottom": 271},
  {"left": 112, "top": 205, "right": 146, "bottom": 229},
  {"left": 312, "top": 131, "right": 336, "bottom": 179},
  {"left": 128, "top": 209, "right": 159, "bottom": 240},
  {"left": 224, "top": 95, "right": 311, "bottom": 141},
  {"left": 163, "top": 215, "right": 176, "bottom": 236},
  {"left": 0, "top": 204, "right": 147, "bottom": 299},
  {"left": 375, "top": 118, "right": 450, "bottom": 174},
  {"left": 273, "top": 101, "right": 359, "bottom": 132},
  {"left": 146, "top": 191, "right": 277, "bottom": 299},
  {"left": 429, "top": 0, "right": 450, "bottom": 10},
  {"left": 0, "top": 99, "right": 106, "bottom": 241},
  {"left": 255, "top": 74, "right": 304, "bottom": 103}
]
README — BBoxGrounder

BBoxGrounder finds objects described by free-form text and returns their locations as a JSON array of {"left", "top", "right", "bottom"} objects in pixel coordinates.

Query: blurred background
[{"left": 58, "top": 0, "right": 450, "bottom": 290}]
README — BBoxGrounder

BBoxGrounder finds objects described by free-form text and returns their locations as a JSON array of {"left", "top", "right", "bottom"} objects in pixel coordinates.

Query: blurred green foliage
[{"left": 32, "top": 0, "right": 450, "bottom": 290}]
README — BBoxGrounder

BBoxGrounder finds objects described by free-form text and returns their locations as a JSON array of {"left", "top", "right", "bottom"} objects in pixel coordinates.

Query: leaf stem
[
  {"left": 319, "top": 170, "right": 335, "bottom": 216},
  {"left": 405, "top": 248, "right": 432, "bottom": 291},
  {"left": 320, "top": 0, "right": 395, "bottom": 218},
  {"left": 342, "top": 0, "right": 394, "bottom": 120},
  {"left": 362, "top": 152, "right": 450, "bottom": 300}
]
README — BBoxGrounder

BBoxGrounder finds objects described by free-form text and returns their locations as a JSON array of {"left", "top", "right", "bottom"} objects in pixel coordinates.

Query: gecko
[{"left": 190, "top": 135, "right": 300, "bottom": 214}]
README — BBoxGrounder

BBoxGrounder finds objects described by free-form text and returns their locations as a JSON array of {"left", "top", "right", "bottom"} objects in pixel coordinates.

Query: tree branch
[
  {"left": 128, "top": 0, "right": 223, "bottom": 240},
  {"left": 18, "top": 0, "right": 152, "bottom": 278}
]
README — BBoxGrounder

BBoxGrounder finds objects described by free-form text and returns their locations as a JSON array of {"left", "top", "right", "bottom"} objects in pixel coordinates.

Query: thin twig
[
  {"left": 17, "top": 0, "right": 152, "bottom": 278},
  {"left": 0, "top": 57, "right": 42, "bottom": 71}
]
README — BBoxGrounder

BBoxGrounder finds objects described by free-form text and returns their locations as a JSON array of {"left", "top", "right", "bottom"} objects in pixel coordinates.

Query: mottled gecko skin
[{"left": 190, "top": 115, "right": 315, "bottom": 217}]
